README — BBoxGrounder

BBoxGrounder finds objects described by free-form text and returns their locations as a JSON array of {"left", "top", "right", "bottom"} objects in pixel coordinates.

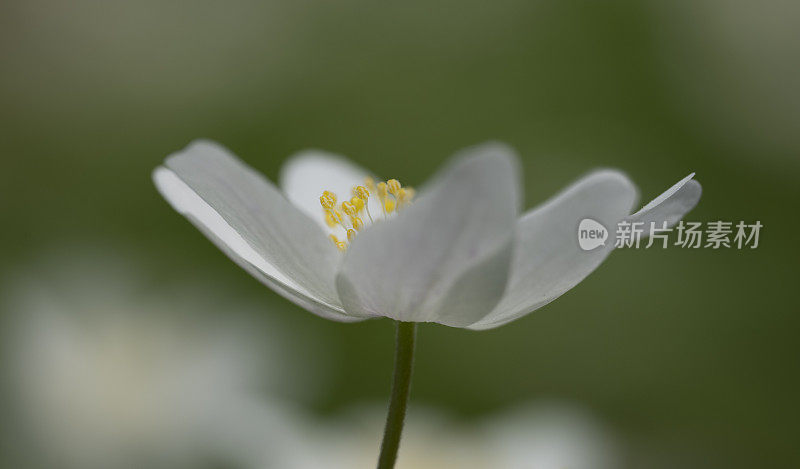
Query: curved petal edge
[{"left": 153, "top": 140, "right": 360, "bottom": 322}]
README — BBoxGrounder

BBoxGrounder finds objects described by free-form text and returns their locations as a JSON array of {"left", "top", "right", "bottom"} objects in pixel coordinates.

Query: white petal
[
  {"left": 335, "top": 142, "right": 520, "bottom": 326},
  {"left": 279, "top": 150, "right": 376, "bottom": 229},
  {"left": 175, "top": 204, "right": 362, "bottom": 322},
  {"left": 153, "top": 140, "right": 360, "bottom": 322},
  {"left": 468, "top": 170, "right": 638, "bottom": 330},
  {"left": 471, "top": 172, "right": 702, "bottom": 330},
  {"left": 628, "top": 172, "right": 702, "bottom": 234}
]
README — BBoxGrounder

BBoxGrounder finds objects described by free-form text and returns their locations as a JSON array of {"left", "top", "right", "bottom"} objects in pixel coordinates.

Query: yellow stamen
[
  {"left": 377, "top": 182, "right": 388, "bottom": 201},
  {"left": 332, "top": 208, "right": 345, "bottom": 226},
  {"left": 354, "top": 185, "right": 370, "bottom": 200},
  {"left": 397, "top": 186, "right": 415, "bottom": 206},
  {"left": 387, "top": 179, "right": 401, "bottom": 196},
  {"left": 329, "top": 234, "right": 347, "bottom": 251},
  {"left": 324, "top": 210, "right": 339, "bottom": 227},
  {"left": 341, "top": 201, "right": 357, "bottom": 217},
  {"left": 320, "top": 176, "right": 409, "bottom": 247},
  {"left": 364, "top": 177, "right": 376, "bottom": 193},
  {"left": 351, "top": 196, "right": 365, "bottom": 212},
  {"left": 320, "top": 190, "right": 337, "bottom": 209},
  {"left": 355, "top": 185, "right": 372, "bottom": 221}
]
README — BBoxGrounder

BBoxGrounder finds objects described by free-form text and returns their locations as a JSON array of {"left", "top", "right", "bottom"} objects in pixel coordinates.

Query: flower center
[{"left": 320, "top": 177, "right": 415, "bottom": 251}]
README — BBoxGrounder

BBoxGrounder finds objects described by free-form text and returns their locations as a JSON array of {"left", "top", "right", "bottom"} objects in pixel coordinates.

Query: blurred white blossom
[
  {"left": 0, "top": 251, "right": 310, "bottom": 469},
  {"left": 267, "top": 402, "right": 619, "bottom": 469},
  {"left": 0, "top": 252, "right": 621, "bottom": 469}
]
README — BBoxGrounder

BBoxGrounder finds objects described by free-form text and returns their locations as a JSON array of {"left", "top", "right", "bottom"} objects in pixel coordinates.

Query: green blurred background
[{"left": 1, "top": 0, "right": 798, "bottom": 467}]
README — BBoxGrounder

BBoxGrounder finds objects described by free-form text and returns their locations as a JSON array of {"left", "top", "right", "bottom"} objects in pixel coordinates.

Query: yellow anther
[
  {"left": 320, "top": 190, "right": 337, "bottom": 209},
  {"left": 329, "top": 234, "right": 347, "bottom": 252},
  {"left": 354, "top": 185, "right": 370, "bottom": 200},
  {"left": 387, "top": 179, "right": 401, "bottom": 196},
  {"left": 377, "top": 182, "right": 388, "bottom": 200},
  {"left": 319, "top": 176, "right": 410, "bottom": 232},
  {"left": 324, "top": 210, "right": 339, "bottom": 227},
  {"left": 351, "top": 196, "right": 365, "bottom": 212},
  {"left": 397, "top": 187, "right": 415, "bottom": 206},
  {"left": 341, "top": 201, "right": 357, "bottom": 217}
]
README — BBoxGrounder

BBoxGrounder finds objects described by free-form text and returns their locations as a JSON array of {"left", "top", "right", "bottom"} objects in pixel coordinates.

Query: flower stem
[{"left": 377, "top": 321, "right": 417, "bottom": 469}]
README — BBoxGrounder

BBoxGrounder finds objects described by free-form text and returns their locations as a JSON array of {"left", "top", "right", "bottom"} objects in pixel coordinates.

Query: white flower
[
  {"left": 153, "top": 140, "right": 700, "bottom": 329},
  {"left": 266, "top": 402, "right": 618, "bottom": 469},
  {"left": 0, "top": 253, "right": 305, "bottom": 469}
]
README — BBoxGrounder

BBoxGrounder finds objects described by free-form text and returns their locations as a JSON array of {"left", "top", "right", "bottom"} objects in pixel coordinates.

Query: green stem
[{"left": 377, "top": 321, "right": 417, "bottom": 469}]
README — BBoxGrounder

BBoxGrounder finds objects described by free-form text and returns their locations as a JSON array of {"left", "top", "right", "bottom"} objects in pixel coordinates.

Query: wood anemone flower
[{"left": 153, "top": 140, "right": 701, "bottom": 329}]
